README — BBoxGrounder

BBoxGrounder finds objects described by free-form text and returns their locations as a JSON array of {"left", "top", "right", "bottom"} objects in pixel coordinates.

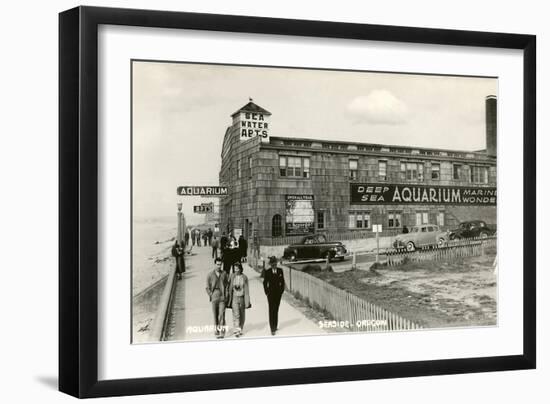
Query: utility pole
[{"left": 177, "top": 202, "right": 183, "bottom": 244}]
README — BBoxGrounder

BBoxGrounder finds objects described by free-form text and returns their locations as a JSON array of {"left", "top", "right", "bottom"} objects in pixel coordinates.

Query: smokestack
[{"left": 486, "top": 95, "right": 497, "bottom": 157}]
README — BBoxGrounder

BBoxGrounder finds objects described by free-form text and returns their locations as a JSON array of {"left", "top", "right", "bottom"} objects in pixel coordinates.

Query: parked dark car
[
  {"left": 283, "top": 234, "right": 347, "bottom": 262},
  {"left": 449, "top": 220, "right": 495, "bottom": 240}
]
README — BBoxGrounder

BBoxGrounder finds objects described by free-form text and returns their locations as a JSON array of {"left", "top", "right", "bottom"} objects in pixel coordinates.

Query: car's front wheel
[
  {"left": 437, "top": 238, "right": 447, "bottom": 248},
  {"left": 479, "top": 232, "right": 489, "bottom": 239},
  {"left": 406, "top": 242, "right": 416, "bottom": 252}
]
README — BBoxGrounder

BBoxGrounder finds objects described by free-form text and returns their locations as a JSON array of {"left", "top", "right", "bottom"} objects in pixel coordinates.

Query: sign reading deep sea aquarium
[{"left": 350, "top": 184, "right": 497, "bottom": 205}]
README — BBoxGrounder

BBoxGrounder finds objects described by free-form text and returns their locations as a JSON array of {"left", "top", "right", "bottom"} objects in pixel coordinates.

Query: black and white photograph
[
  {"left": 132, "top": 61, "right": 498, "bottom": 343},
  {"left": 2, "top": 0, "right": 543, "bottom": 401}
]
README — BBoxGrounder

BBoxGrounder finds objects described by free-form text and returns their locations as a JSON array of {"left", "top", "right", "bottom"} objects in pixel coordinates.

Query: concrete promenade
[{"left": 167, "top": 245, "right": 325, "bottom": 341}]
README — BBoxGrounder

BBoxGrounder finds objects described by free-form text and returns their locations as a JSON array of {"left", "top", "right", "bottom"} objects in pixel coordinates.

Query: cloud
[{"left": 347, "top": 90, "right": 410, "bottom": 125}]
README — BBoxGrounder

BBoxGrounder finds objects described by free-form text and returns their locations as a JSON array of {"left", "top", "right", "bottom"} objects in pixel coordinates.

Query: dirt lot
[{"left": 312, "top": 253, "right": 497, "bottom": 329}]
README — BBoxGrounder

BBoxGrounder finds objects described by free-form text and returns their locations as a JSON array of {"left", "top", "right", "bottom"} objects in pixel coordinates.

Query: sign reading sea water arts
[
  {"left": 240, "top": 112, "right": 269, "bottom": 142},
  {"left": 177, "top": 186, "right": 228, "bottom": 196},
  {"left": 285, "top": 195, "right": 315, "bottom": 235},
  {"left": 350, "top": 184, "right": 497, "bottom": 205}
]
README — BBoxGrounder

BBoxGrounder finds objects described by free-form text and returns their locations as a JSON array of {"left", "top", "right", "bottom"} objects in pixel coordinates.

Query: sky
[{"left": 132, "top": 61, "right": 497, "bottom": 221}]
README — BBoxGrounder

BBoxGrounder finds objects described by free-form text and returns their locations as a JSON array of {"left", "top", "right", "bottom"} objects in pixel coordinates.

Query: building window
[
  {"left": 272, "top": 214, "right": 282, "bottom": 237},
  {"left": 317, "top": 211, "right": 325, "bottom": 230},
  {"left": 431, "top": 163, "right": 440, "bottom": 180},
  {"left": 451, "top": 164, "right": 472, "bottom": 182},
  {"left": 471, "top": 166, "right": 488, "bottom": 183},
  {"left": 303, "top": 157, "right": 310, "bottom": 178},
  {"left": 462, "top": 165, "right": 471, "bottom": 183},
  {"left": 415, "top": 212, "right": 429, "bottom": 225},
  {"left": 348, "top": 211, "right": 370, "bottom": 229},
  {"left": 437, "top": 212, "right": 445, "bottom": 226},
  {"left": 279, "top": 156, "right": 310, "bottom": 178},
  {"left": 279, "top": 156, "right": 287, "bottom": 177},
  {"left": 400, "top": 162, "right": 424, "bottom": 181},
  {"left": 248, "top": 157, "right": 252, "bottom": 178},
  {"left": 349, "top": 159, "right": 358, "bottom": 180},
  {"left": 378, "top": 160, "right": 387, "bottom": 181},
  {"left": 453, "top": 164, "right": 461, "bottom": 181},
  {"left": 388, "top": 212, "right": 401, "bottom": 228},
  {"left": 237, "top": 159, "right": 241, "bottom": 179},
  {"left": 348, "top": 212, "right": 355, "bottom": 229}
]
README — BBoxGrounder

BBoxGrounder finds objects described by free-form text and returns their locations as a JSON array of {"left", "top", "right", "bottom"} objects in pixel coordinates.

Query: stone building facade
[{"left": 219, "top": 100, "right": 497, "bottom": 247}]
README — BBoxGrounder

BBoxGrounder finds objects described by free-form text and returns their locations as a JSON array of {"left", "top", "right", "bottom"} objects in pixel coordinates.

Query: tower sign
[{"left": 231, "top": 100, "right": 271, "bottom": 143}]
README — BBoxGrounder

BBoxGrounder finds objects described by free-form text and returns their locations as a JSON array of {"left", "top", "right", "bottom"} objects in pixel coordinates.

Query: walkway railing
[
  {"left": 385, "top": 236, "right": 496, "bottom": 266},
  {"left": 281, "top": 265, "right": 422, "bottom": 332}
]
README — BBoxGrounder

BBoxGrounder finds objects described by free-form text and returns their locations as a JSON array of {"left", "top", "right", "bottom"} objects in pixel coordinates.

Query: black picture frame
[{"left": 59, "top": 6, "right": 536, "bottom": 398}]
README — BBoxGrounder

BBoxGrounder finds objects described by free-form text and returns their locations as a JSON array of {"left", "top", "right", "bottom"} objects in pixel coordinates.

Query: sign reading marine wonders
[{"left": 350, "top": 184, "right": 497, "bottom": 206}]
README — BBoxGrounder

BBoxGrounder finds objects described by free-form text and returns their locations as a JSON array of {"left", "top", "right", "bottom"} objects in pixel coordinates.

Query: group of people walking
[
  {"left": 187, "top": 228, "right": 214, "bottom": 247},
  {"left": 216, "top": 232, "right": 248, "bottom": 274},
  {"left": 173, "top": 228, "right": 282, "bottom": 339},
  {"left": 205, "top": 256, "right": 285, "bottom": 338}
]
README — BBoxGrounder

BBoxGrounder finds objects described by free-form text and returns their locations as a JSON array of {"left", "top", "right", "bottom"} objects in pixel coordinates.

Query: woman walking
[
  {"left": 227, "top": 263, "right": 251, "bottom": 337},
  {"left": 171, "top": 240, "right": 185, "bottom": 280}
]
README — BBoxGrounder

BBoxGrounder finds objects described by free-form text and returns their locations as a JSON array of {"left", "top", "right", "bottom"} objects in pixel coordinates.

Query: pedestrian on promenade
[
  {"left": 184, "top": 230, "right": 190, "bottom": 247},
  {"left": 191, "top": 229, "right": 196, "bottom": 246},
  {"left": 205, "top": 257, "right": 229, "bottom": 338},
  {"left": 238, "top": 234, "right": 248, "bottom": 262},
  {"left": 263, "top": 256, "right": 285, "bottom": 335},
  {"left": 196, "top": 229, "right": 201, "bottom": 247},
  {"left": 228, "top": 232, "right": 237, "bottom": 248},
  {"left": 203, "top": 231, "right": 209, "bottom": 247},
  {"left": 220, "top": 232, "right": 228, "bottom": 259},
  {"left": 171, "top": 240, "right": 185, "bottom": 280},
  {"left": 222, "top": 242, "right": 240, "bottom": 275},
  {"left": 227, "top": 262, "right": 251, "bottom": 337},
  {"left": 211, "top": 236, "right": 220, "bottom": 261},
  {"left": 207, "top": 228, "right": 213, "bottom": 246}
]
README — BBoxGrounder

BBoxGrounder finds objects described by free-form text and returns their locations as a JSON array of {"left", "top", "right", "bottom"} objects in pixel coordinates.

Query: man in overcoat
[{"left": 263, "top": 256, "right": 286, "bottom": 335}]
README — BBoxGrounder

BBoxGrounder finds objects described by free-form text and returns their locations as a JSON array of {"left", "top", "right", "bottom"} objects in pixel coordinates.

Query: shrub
[{"left": 301, "top": 264, "right": 322, "bottom": 273}]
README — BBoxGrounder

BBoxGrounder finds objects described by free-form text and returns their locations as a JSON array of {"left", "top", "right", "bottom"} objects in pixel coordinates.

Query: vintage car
[
  {"left": 448, "top": 220, "right": 495, "bottom": 240},
  {"left": 283, "top": 234, "right": 347, "bottom": 262},
  {"left": 393, "top": 224, "right": 449, "bottom": 251}
]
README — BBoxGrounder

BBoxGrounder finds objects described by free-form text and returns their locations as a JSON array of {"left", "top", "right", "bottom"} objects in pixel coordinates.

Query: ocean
[{"left": 132, "top": 216, "right": 178, "bottom": 296}]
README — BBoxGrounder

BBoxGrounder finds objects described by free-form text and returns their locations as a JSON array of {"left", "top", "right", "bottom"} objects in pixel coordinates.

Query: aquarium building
[{"left": 218, "top": 99, "right": 497, "bottom": 250}]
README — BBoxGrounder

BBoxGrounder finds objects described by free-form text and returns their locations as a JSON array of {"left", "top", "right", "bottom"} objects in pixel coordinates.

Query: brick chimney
[{"left": 486, "top": 95, "right": 497, "bottom": 157}]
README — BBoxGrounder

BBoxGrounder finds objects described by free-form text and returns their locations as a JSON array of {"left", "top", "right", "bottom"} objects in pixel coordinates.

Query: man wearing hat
[
  {"left": 205, "top": 257, "right": 229, "bottom": 338},
  {"left": 263, "top": 256, "right": 286, "bottom": 335}
]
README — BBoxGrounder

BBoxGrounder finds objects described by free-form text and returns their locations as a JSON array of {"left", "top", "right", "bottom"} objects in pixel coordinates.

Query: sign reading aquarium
[
  {"left": 285, "top": 195, "right": 315, "bottom": 235},
  {"left": 177, "top": 186, "right": 228, "bottom": 196},
  {"left": 350, "top": 184, "right": 497, "bottom": 206}
]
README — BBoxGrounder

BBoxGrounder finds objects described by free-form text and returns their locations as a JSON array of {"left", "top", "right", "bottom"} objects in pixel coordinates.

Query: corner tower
[{"left": 231, "top": 99, "right": 272, "bottom": 143}]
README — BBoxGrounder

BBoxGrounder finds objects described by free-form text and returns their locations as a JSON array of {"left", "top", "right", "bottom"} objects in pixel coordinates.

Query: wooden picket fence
[
  {"left": 385, "top": 236, "right": 497, "bottom": 266},
  {"left": 260, "top": 228, "right": 400, "bottom": 246},
  {"left": 281, "top": 265, "right": 422, "bottom": 332}
]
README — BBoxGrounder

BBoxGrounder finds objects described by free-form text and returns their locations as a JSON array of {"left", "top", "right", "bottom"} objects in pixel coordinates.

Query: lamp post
[{"left": 177, "top": 202, "right": 183, "bottom": 244}]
